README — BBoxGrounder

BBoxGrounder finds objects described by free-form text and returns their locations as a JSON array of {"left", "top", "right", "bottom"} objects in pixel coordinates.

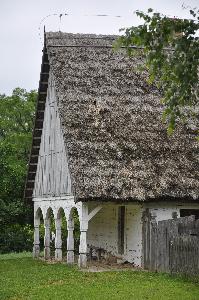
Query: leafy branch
[{"left": 116, "top": 8, "right": 199, "bottom": 135}]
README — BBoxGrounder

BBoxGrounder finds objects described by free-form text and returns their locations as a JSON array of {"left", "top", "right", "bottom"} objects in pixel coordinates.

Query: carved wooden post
[
  {"left": 33, "top": 218, "right": 40, "bottom": 258},
  {"left": 44, "top": 218, "right": 51, "bottom": 260},
  {"left": 67, "top": 219, "right": 74, "bottom": 264},
  {"left": 55, "top": 218, "right": 62, "bottom": 261},
  {"left": 150, "top": 212, "right": 157, "bottom": 272},
  {"left": 172, "top": 211, "right": 178, "bottom": 220},
  {"left": 141, "top": 208, "right": 149, "bottom": 269},
  {"left": 78, "top": 204, "right": 88, "bottom": 268}
]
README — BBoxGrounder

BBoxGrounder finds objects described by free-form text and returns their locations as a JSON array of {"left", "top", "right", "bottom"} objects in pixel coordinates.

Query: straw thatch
[{"left": 45, "top": 32, "right": 199, "bottom": 202}]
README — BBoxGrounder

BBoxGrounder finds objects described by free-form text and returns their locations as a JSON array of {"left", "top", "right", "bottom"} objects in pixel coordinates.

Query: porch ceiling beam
[{"left": 88, "top": 206, "right": 102, "bottom": 222}]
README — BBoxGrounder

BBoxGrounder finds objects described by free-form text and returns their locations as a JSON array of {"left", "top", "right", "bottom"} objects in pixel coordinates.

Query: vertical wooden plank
[{"left": 150, "top": 214, "right": 157, "bottom": 271}]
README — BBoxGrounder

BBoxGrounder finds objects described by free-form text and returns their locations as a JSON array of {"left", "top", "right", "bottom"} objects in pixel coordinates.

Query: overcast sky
[{"left": 0, "top": 0, "right": 198, "bottom": 95}]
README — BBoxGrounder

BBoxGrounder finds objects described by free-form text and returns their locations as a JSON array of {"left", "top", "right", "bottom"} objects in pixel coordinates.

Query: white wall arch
[
  {"left": 33, "top": 197, "right": 91, "bottom": 267},
  {"left": 34, "top": 206, "right": 44, "bottom": 220},
  {"left": 45, "top": 206, "right": 55, "bottom": 220}
]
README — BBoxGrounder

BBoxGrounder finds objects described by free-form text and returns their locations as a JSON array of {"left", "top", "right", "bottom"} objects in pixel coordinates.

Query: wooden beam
[
  {"left": 33, "top": 138, "right": 41, "bottom": 147},
  {"left": 37, "top": 102, "right": 45, "bottom": 111},
  {"left": 42, "top": 63, "right": 50, "bottom": 73},
  {"left": 40, "top": 73, "right": 49, "bottom": 82},
  {"left": 29, "top": 164, "right": 37, "bottom": 172},
  {"left": 26, "top": 181, "right": 35, "bottom": 189},
  {"left": 24, "top": 189, "right": 33, "bottom": 198},
  {"left": 31, "top": 147, "right": 40, "bottom": 156},
  {"left": 88, "top": 206, "right": 102, "bottom": 221},
  {"left": 30, "top": 156, "right": 38, "bottom": 164},
  {"left": 27, "top": 172, "right": 36, "bottom": 180},
  {"left": 24, "top": 42, "right": 49, "bottom": 203},
  {"left": 34, "top": 119, "right": 43, "bottom": 129},
  {"left": 33, "top": 130, "right": 42, "bottom": 136},
  {"left": 38, "top": 94, "right": 47, "bottom": 102},
  {"left": 36, "top": 111, "right": 44, "bottom": 119}
]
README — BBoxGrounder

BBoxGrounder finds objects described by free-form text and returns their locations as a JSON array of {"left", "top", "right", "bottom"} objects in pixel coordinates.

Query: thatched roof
[{"left": 27, "top": 32, "right": 199, "bottom": 202}]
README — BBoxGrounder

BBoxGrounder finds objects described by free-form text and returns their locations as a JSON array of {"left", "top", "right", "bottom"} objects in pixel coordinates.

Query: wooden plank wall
[
  {"left": 143, "top": 214, "right": 199, "bottom": 275},
  {"left": 33, "top": 73, "right": 72, "bottom": 198},
  {"left": 170, "top": 235, "right": 199, "bottom": 275}
]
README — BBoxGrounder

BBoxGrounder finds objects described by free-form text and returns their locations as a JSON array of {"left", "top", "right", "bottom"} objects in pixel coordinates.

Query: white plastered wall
[
  {"left": 87, "top": 204, "right": 118, "bottom": 256},
  {"left": 87, "top": 203, "right": 143, "bottom": 266},
  {"left": 33, "top": 196, "right": 79, "bottom": 221},
  {"left": 124, "top": 205, "right": 143, "bottom": 265},
  {"left": 147, "top": 202, "right": 199, "bottom": 222}
]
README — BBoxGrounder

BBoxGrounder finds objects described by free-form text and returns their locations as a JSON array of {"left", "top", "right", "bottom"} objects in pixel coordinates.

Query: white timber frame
[{"left": 33, "top": 72, "right": 72, "bottom": 199}]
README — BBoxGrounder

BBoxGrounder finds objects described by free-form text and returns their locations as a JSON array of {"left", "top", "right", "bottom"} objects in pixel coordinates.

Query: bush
[{"left": 0, "top": 224, "right": 33, "bottom": 254}]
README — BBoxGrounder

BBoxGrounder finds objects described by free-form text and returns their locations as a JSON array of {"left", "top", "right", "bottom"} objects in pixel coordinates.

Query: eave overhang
[{"left": 24, "top": 35, "right": 49, "bottom": 201}]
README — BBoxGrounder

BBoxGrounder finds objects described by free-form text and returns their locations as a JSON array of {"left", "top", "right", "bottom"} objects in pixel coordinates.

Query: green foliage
[
  {"left": 0, "top": 224, "right": 33, "bottom": 254},
  {"left": 73, "top": 208, "right": 80, "bottom": 254},
  {"left": 1, "top": 253, "right": 199, "bottom": 299},
  {"left": 117, "top": 8, "right": 199, "bottom": 134},
  {"left": 0, "top": 88, "right": 37, "bottom": 253},
  {"left": 37, "top": 209, "right": 80, "bottom": 257}
]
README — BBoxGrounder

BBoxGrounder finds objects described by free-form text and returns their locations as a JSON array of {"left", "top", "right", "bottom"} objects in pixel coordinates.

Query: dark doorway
[{"left": 180, "top": 209, "right": 199, "bottom": 219}]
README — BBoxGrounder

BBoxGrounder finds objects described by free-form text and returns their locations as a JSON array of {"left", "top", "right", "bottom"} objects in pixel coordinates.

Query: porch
[{"left": 33, "top": 198, "right": 143, "bottom": 267}]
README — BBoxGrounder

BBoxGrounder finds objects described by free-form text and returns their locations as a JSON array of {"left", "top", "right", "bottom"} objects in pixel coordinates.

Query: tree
[
  {"left": 0, "top": 88, "right": 37, "bottom": 253},
  {"left": 117, "top": 8, "right": 199, "bottom": 134}
]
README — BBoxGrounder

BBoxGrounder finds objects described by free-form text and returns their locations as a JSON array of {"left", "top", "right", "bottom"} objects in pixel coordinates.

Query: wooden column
[
  {"left": 78, "top": 204, "right": 88, "bottom": 268},
  {"left": 150, "top": 212, "right": 157, "bottom": 272},
  {"left": 78, "top": 230, "right": 88, "bottom": 267},
  {"left": 33, "top": 219, "right": 40, "bottom": 258},
  {"left": 44, "top": 218, "right": 51, "bottom": 260},
  {"left": 142, "top": 208, "right": 153, "bottom": 270},
  {"left": 55, "top": 218, "right": 62, "bottom": 261},
  {"left": 67, "top": 219, "right": 74, "bottom": 264}
]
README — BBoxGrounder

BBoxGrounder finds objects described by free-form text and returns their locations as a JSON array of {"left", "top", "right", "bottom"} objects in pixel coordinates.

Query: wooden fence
[{"left": 142, "top": 210, "right": 199, "bottom": 275}]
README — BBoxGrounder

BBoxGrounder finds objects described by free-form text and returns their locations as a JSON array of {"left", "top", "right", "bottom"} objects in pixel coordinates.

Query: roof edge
[
  {"left": 76, "top": 195, "right": 199, "bottom": 203},
  {"left": 24, "top": 35, "right": 50, "bottom": 202}
]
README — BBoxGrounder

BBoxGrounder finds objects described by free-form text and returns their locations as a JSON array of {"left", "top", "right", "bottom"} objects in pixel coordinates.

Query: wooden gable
[{"left": 33, "top": 73, "right": 72, "bottom": 198}]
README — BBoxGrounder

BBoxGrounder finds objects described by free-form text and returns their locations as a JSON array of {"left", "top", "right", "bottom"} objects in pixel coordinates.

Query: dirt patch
[
  {"left": 38, "top": 256, "right": 145, "bottom": 272},
  {"left": 81, "top": 260, "right": 144, "bottom": 272}
]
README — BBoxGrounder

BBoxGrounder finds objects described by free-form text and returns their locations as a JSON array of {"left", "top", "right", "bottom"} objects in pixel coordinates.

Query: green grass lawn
[{"left": 0, "top": 253, "right": 199, "bottom": 300}]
